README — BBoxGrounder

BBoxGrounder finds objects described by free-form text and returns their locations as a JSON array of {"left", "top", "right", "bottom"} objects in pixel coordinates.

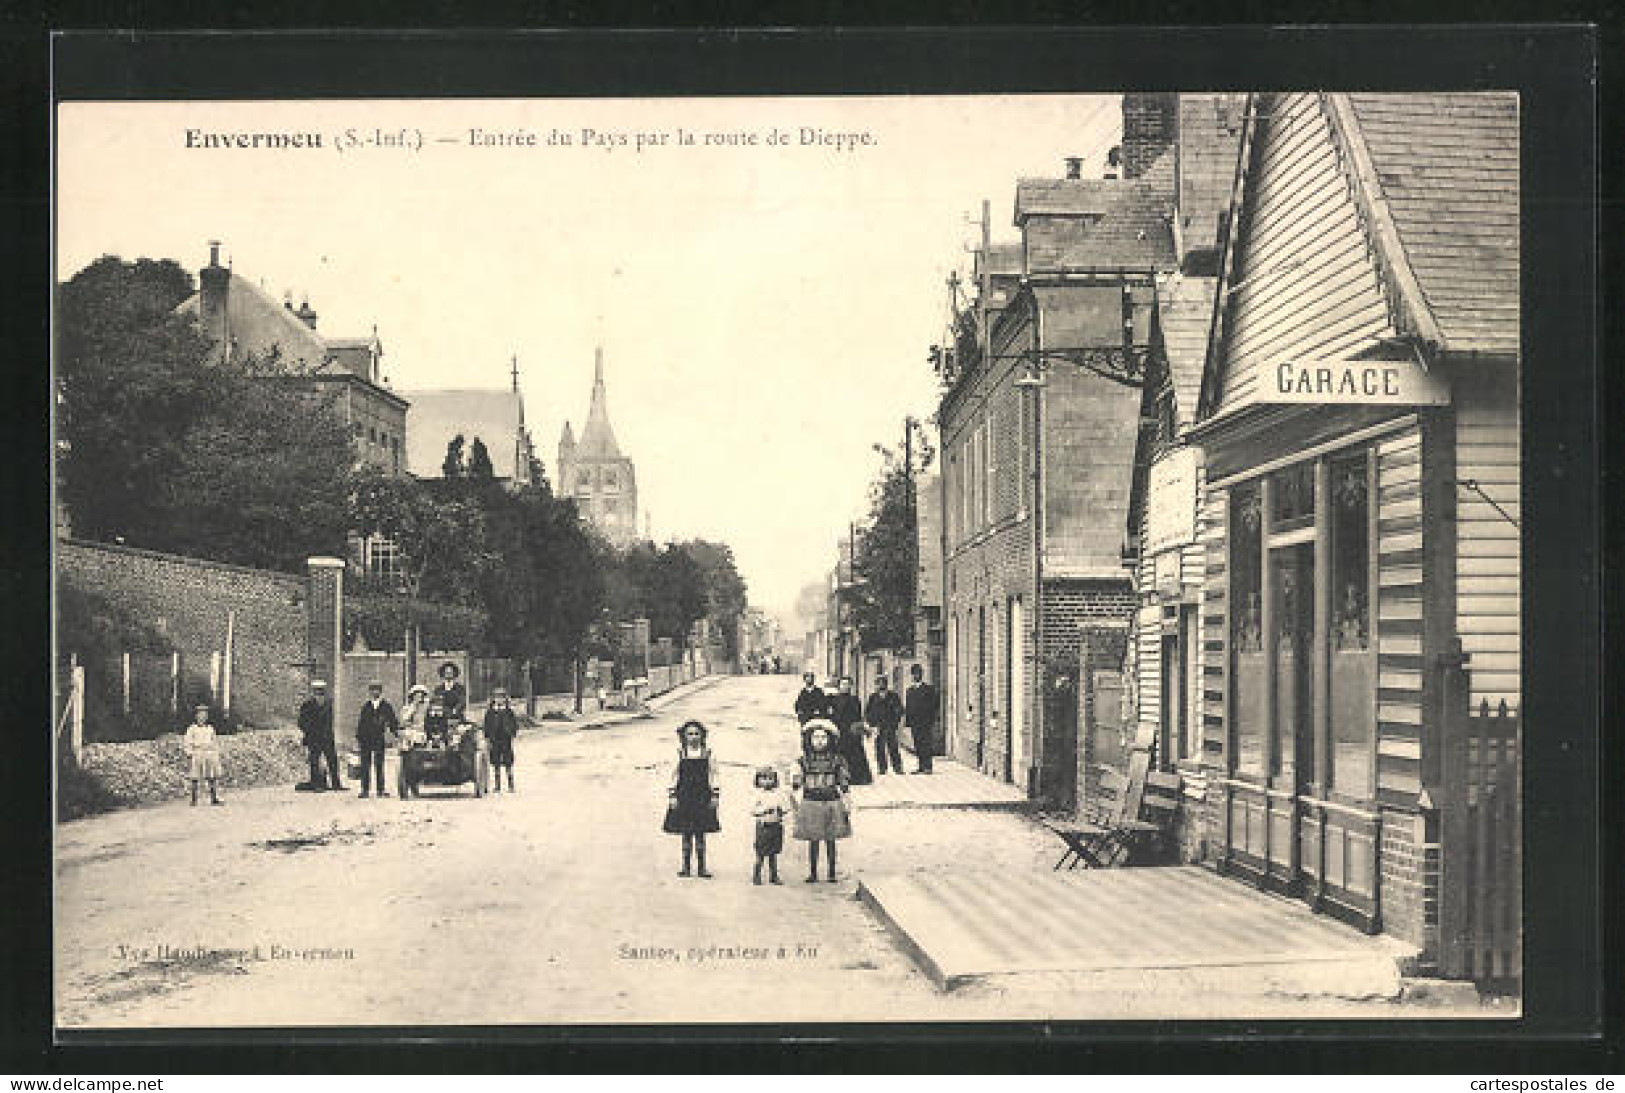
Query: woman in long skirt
[
  {"left": 792, "top": 718, "right": 851, "bottom": 883},
  {"left": 663, "top": 720, "right": 720, "bottom": 877}
]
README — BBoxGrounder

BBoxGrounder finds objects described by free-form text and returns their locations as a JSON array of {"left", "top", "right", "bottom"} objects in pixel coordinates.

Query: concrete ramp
[{"left": 858, "top": 865, "right": 1414, "bottom": 998}]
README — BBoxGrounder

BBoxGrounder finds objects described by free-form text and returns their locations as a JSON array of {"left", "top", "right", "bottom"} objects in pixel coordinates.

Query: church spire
[{"left": 578, "top": 346, "right": 622, "bottom": 459}]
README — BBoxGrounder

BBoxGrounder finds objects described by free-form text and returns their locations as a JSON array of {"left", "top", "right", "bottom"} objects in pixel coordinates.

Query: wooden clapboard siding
[
  {"left": 1454, "top": 370, "right": 1520, "bottom": 708},
  {"left": 1217, "top": 93, "right": 1399, "bottom": 416},
  {"left": 1135, "top": 510, "right": 1161, "bottom": 736},
  {"left": 1376, "top": 425, "right": 1426, "bottom": 798},
  {"left": 1201, "top": 486, "right": 1229, "bottom": 766}
]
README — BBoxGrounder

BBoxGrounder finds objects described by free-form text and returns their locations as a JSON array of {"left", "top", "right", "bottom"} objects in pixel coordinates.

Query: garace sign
[{"left": 1261, "top": 357, "right": 1450, "bottom": 406}]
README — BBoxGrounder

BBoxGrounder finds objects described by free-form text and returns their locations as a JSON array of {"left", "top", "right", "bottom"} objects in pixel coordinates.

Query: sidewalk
[
  {"left": 856, "top": 864, "right": 1417, "bottom": 998},
  {"left": 855, "top": 758, "right": 1032, "bottom": 811},
  {"left": 572, "top": 672, "right": 727, "bottom": 730}
]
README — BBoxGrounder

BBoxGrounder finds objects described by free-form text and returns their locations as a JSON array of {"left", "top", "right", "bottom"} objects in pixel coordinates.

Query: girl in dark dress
[
  {"left": 663, "top": 720, "right": 720, "bottom": 878},
  {"left": 828, "top": 676, "right": 873, "bottom": 786}
]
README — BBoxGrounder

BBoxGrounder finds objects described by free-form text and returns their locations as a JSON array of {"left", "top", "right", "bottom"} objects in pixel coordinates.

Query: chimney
[
  {"left": 1064, "top": 156, "right": 1083, "bottom": 180},
  {"left": 295, "top": 297, "right": 318, "bottom": 330},
  {"left": 198, "top": 240, "right": 232, "bottom": 360},
  {"left": 1121, "top": 93, "right": 1177, "bottom": 179}
]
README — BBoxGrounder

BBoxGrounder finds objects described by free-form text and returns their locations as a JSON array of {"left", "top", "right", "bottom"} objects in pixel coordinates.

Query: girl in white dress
[{"left": 183, "top": 704, "right": 223, "bottom": 807}]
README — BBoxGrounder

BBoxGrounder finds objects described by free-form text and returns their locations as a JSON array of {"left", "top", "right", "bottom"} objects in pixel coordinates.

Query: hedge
[{"left": 344, "top": 593, "right": 489, "bottom": 653}]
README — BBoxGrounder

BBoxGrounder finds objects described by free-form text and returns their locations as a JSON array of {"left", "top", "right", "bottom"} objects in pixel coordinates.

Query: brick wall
[
  {"left": 1380, "top": 808, "right": 1430, "bottom": 953},
  {"left": 1040, "top": 578, "right": 1137, "bottom": 663},
  {"left": 1122, "top": 93, "right": 1178, "bottom": 179},
  {"left": 58, "top": 539, "right": 310, "bottom": 729}
]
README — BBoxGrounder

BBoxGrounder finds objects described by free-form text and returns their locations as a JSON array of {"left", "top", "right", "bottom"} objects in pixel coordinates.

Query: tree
[
  {"left": 682, "top": 539, "right": 749, "bottom": 660},
  {"left": 850, "top": 445, "right": 921, "bottom": 652},
  {"left": 441, "top": 434, "right": 466, "bottom": 478},
  {"left": 468, "top": 437, "right": 496, "bottom": 481},
  {"left": 57, "top": 255, "right": 358, "bottom": 570},
  {"left": 349, "top": 468, "right": 489, "bottom": 604}
]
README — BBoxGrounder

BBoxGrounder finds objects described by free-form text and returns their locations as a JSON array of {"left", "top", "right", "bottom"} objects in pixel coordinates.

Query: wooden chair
[{"left": 1046, "top": 753, "right": 1181, "bottom": 869}]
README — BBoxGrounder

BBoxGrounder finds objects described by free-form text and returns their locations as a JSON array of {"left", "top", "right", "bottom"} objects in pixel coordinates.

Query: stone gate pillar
[{"left": 306, "top": 556, "right": 345, "bottom": 722}]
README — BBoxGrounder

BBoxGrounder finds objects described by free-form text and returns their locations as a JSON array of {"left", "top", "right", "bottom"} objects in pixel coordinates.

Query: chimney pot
[
  {"left": 208, "top": 240, "right": 221, "bottom": 267},
  {"left": 1064, "top": 157, "right": 1083, "bottom": 180}
]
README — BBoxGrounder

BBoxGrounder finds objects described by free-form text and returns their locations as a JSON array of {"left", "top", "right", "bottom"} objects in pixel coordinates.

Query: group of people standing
[
  {"left": 660, "top": 665, "right": 941, "bottom": 883},
  {"left": 793, "top": 667, "right": 937, "bottom": 781},
  {"left": 290, "top": 661, "right": 519, "bottom": 798}
]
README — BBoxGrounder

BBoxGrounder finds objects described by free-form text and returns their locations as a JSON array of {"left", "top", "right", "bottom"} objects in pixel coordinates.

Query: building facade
[
  {"left": 558, "top": 348, "right": 639, "bottom": 546},
  {"left": 938, "top": 95, "right": 1177, "bottom": 807},
  {"left": 1125, "top": 91, "right": 1519, "bottom": 971}
]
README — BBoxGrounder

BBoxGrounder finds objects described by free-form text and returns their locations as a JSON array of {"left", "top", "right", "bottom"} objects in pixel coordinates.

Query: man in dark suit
[
  {"left": 298, "top": 680, "right": 345, "bottom": 791},
  {"left": 904, "top": 664, "right": 939, "bottom": 774},
  {"left": 355, "top": 680, "right": 399, "bottom": 798},
  {"left": 793, "top": 672, "right": 828, "bottom": 724},
  {"left": 864, "top": 675, "right": 905, "bottom": 775}
]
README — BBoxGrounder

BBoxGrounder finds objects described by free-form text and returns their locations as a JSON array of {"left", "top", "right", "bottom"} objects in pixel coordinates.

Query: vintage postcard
[{"left": 53, "top": 83, "right": 1525, "bottom": 1032}]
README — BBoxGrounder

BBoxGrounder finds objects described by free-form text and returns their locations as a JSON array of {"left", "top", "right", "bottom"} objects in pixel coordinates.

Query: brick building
[
  {"left": 175, "top": 243, "right": 409, "bottom": 478},
  {"left": 938, "top": 95, "right": 1187, "bottom": 807},
  {"left": 558, "top": 348, "right": 640, "bottom": 546}
]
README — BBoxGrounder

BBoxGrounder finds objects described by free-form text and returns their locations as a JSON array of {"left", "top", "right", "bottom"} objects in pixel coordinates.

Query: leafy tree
[
  {"left": 681, "top": 539, "right": 749, "bottom": 660},
  {"left": 56, "top": 255, "right": 356, "bottom": 570},
  {"left": 441, "top": 434, "right": 466, "bottom": 478},
  {"left": 468, "top": 436, "right": 496, "bottom": 481},
  {"left": 349, "top": 468, "right": 489, "bottom": 604},
  {"left": 850, "top": 435, "right": 929, "bottom": 652}
]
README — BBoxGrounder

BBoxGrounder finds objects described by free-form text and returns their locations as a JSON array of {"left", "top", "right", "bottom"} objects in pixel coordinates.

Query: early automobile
[{"left": 397, "top": 701, "right": 489, "bottom": 798}]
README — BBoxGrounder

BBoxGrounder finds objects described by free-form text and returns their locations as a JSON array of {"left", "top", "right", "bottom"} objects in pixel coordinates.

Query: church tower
[{"left": 557, "top": 348, "right": 639, "bottom": 545}]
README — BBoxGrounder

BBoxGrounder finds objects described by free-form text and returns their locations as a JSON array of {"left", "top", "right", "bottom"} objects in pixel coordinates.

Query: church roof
[
  {"left": 575, "top": 349, "right": 624, "bottom": 461},
  {"left": 401, "top": 387, "right": 529, "bottom": 479}
]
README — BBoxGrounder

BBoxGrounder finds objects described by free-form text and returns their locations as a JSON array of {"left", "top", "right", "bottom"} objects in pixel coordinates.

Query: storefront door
[{"left": 1223, "top": 452, "right": 1381, "bottom": 928}]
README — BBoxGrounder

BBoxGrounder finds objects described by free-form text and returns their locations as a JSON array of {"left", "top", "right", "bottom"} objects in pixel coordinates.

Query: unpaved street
[{"left": 57, "top": 674, "right": 1073, "bottom": 1027}]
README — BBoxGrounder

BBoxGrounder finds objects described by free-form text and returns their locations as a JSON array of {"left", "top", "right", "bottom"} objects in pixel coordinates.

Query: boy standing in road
[{"left": 484, "top": 688, "right": 519, "bottom": 793}]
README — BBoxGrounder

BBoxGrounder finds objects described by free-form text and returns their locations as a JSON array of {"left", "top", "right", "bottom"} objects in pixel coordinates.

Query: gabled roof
[
  {"left": 1154, "top": 273, "right": 1217, "bottom": 426},
  {"left": 175, "top": 274, "right": 330, "bottom": 370},
  {"left": 1342, "top": 92, "right": 1519, "bottom": 357},
  {"left": 1015, "top": 152, "right": 1178, "bottom": 272},
  {"left": 402, "top": 388, "right": 528, "bottom": 479}
]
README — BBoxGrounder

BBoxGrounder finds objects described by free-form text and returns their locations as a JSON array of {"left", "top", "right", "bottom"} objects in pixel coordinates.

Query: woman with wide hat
[
  {"left": 663, "top": 720, "right": 721, "bottom": 877},
  {"left": 792, "top": 718, "right": 852, "bottom": 883},
  {"left": 431, "top": 661, "right": 466, "bottom": 723}
]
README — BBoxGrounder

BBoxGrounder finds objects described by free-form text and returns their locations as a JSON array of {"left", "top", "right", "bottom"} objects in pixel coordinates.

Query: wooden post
[
  {"left": 170, "top": 651, "right": 180, "bottom": 715},
  {"left": 1312, "top": 459, "right": 1332, "bottom": 795},
  {"left": 209, "top": 651, "right": 221, "bottom": 705},
  {"left": 121, "top": 651, "right": 131, "bottom": 716},
  {"left": 222, "top": 609, "right": 236, "bottom": 716},
  {"left": 71, "top": 664, "right": 84, "bottom": 764}
]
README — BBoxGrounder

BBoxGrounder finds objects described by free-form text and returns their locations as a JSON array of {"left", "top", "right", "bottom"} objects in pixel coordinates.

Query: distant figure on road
[
  {"left": 750, "top": 765, "right": 794, "bottom": 885},
  {"left": 355, "top": 681, "right": 399, "bottom": 799},
  {"left": 297, "top": 680, "right": 344, "bottom": 792},
  {"left": 484, "top": 688, "right": 519, "bottom": 793},
  {"left": 432, "top": 662, "right": 466, "bottom": 724},
  {"left": 794, "top": 672, "right": 829, "bottom": 725},
  {"left": 865, "top": 675, "right": 905, "bottom": 776},
  {"left": 792, "top": 718, "right": 851, "bottom": 883},
  {"left": 663, "top": 720, "right": 720, "bottom": 878},
  {"left": 828, "top": 676, "right": 872, "bottom": 786},
  {"left": 183, "top": 703, "right": 223, "bottom": 807},
  {"left": 905, "top": 664, "right": 938, "bottom": 774}
]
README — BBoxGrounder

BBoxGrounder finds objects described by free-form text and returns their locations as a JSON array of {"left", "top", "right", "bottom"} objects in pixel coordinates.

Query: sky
[{"left": 57, "top": 95, "right": 1122, "bottom": 624}]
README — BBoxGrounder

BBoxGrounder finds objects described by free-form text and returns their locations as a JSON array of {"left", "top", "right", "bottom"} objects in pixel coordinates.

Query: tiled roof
[
  {"left": 1015, "top": 152, "right": 1177, "bottom": 272},
  {"left": 1345, "top": 92, "right": 1519, "bottom": 357},
  {"left": 402, "top": 388, "right": 527, "bottom": 479},
  {"left": 1154, "top": 274, "right": 1216, "bottom": 426},
  {"left": 175, "top": 275, "right": 331, "bottom": 370},
  {"left": 1176, "top": 94, "right": 1247, "bottom": 257}
]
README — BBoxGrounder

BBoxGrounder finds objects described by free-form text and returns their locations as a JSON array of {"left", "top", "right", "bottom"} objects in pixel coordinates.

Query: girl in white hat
[{"left": 792, "top": 718, "right": 851, "bottom": 882}]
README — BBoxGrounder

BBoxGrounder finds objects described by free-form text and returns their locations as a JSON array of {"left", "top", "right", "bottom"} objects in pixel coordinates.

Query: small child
[
  {"left": 183, "top": 704, "right": 223, "bottom": 807},
  {"left": 483, "top": 688, "right": 519, "bottom": 793},
  {"left": 750, "top": 765, "right": 795, "bottom": 885}
]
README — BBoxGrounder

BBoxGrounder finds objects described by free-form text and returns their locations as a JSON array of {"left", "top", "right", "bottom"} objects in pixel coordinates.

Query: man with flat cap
[
  {"left": 298, "top": 679, "right": 345, "bottom": 791},
  {"left": 355, "top": 680, "right": 399, "bottom": 798}
]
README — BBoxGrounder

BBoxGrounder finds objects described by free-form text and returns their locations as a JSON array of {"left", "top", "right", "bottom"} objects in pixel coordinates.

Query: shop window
[
  {"left": 1270, "top": 460, "right": 1315, "bottom": 531},
  {"left": 1330, "top": 450, "right": 1375, "bottom": 796},
  {"left": 1229, "top": 481, "right": 1266, "bottom": 775}
]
